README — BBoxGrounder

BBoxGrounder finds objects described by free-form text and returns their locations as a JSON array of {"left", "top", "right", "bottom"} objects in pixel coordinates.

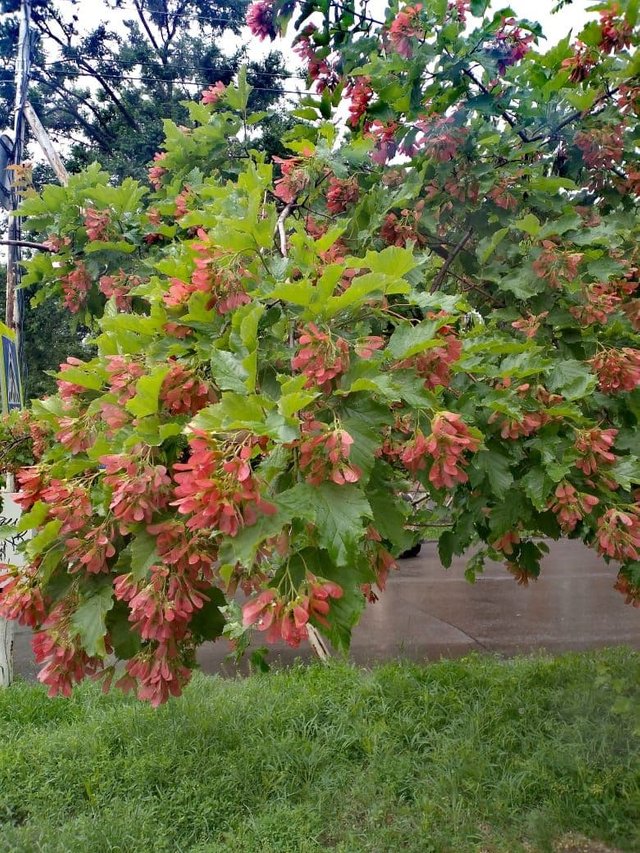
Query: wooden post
[
  {"left": 0, "top": 617, "right": 13, "bottom": 687},
  {"left": 1, "top": 0, "right": 31, "bottom": 690},
  {"left": 0, "top": 493, "right": 23, "bottom": 688}
]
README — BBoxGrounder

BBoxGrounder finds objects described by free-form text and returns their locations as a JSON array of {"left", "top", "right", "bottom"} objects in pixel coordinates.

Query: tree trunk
[
  {"left": 0, "top": 619, "right": 14, "bottom": 687},
  {"left": 0, "top": 487, "right": 22, "bottom": 689}
]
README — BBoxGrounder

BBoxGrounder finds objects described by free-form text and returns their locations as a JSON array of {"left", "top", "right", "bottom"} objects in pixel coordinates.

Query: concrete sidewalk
[{"left": 11, "top": 539, "right": 640, "bottom": 681}]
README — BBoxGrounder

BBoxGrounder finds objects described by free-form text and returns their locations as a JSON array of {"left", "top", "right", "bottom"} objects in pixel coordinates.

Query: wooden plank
[{"left": 24, "top": 101, "right": 69, "bottom": 185}]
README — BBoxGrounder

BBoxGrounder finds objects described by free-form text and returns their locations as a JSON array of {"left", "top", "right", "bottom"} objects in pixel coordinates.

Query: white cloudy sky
[
  {"left": 0, "top": 0, "right": 594, "bottom": 262},
  {"left": 495, "top": 0, "right": 589, "bottom": 39},
  {"left": 250, "top": 0, "right": 591, "bottom": 80},
  {"left": 6, "top": 0, "right": 595, "bottom": 164},
  {"left": 73, "top": 0, "right": 592, "bottom": 77}
]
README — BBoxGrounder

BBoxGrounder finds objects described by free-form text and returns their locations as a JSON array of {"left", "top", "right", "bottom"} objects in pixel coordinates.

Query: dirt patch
[{"left": 553, "top": 834, "right": 624, "bottom": 853}]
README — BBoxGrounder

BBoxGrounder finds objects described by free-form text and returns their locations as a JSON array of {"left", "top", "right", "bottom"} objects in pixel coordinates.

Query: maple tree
[{"left": 1, "top": 0, "right": 640, "bottom": 705}]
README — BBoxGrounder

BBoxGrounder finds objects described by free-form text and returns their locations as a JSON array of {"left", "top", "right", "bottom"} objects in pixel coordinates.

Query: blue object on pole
[{"left": 0, "top": 334, "right": 23, "bottom": 413}]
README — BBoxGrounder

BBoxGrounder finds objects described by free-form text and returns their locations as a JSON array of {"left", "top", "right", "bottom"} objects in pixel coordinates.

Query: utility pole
[
  {"left": 5, "top": 0, "right": 32, "bottom": 346},
  {"left": 1, "top": 0, "right": 32, "bottom": 690}
]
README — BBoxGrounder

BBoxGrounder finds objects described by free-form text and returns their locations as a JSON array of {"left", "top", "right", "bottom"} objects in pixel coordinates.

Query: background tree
[
  {"left": 0, "top": 1, "right": 638, "bottom": 706},
  {"left": 0, "top": 0, "right": 293, "bottom": 180},
  {"left": 0, "top": 269, "right": 89, "bottom": 399},
  {"left": 0, "top": 0, "right": 294, "bottom": 398}
]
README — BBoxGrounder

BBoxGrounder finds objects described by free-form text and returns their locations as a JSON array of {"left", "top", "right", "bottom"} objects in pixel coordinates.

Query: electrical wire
[
  {"left": 40, "top": 58, "right": 307, "bottom": 81},
  {"left": 53, "top": 0, "right": 378, "bottom": 27},
  {"left": 0, "top": 69, "right": 307, "bottom": 96},
  {"left": 46, "top": 0, "right": 273, "bottom": 27}
]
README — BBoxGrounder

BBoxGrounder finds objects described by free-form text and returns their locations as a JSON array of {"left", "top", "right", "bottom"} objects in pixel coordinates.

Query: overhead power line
[
  {"left": 36, "top": 0, "right": 269, "bottom": 27},
  {"left": 40, "top": 59, "right": 307, "bottom": 81},
  {"left": 0, "top": 68, "right": 306, "bottom": 97}
]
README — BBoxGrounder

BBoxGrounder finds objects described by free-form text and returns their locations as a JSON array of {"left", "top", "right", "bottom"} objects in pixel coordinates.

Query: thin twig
[
  {"left": 332, "top": 0, "right": 384, "bottom": 26},
  {"left": 461, "top": 66, "right": 530, "bottom": 144},
  {"left": 275, "top": 203, "right": 293, "bottom": 257},
  {"left": 0, "top": 238, "right": 56, "bottom": 252},
  {"left": 431, "top": 227, "right": 473, "bottom": 293},
  {"left": 527, "top": 89, "right": 618, "bottom": 143},
  {"left": 457, "top": 274, "right": 503, "bottom": 307},
  {"left": 0, "top": 436, "right": 31, "bottom": 462}
]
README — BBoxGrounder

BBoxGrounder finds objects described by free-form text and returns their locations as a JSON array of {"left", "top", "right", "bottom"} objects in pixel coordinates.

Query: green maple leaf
[
  {"left": 548, "top": 360, "right": 597, "bottom": 401},
  {"left": 321, "top": 584, "right": 366, "bottom": 653},
  {"left": 70, "top": 584, "right": 114, "bottom": 657},
  {"left": 129, "top": 530, "right": 160, "bottom": 581},
  {"left": 474, "top": 449, "right": 514, "bottom": 500},
  {"left": 126, "top": 367, "right": 170, "bottom": 418},
  {"left": 387, "top": 319, "right": 441, "bottom": 359},
  {"left": 306, "top": 482, "right": 372, "bottom": 566},
  {"left": 220, "top": 483, "right": 317, "bottom": 568}
]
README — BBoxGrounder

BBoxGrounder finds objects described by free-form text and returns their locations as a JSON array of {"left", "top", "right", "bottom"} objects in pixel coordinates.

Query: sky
[
  {"left": 71, "top": 0, "right": 593, "bottom": 82},
  {"left": 0, "top": 0, "right": 594, "bottom": 265},
  {"left": 506, "top": 0, "right": 589, "bottom": 40},
  {"left": 243, "top": 0, "right": 592, "bottom": 87},
  {"left": 3, "top": 0, "right": 595, "bottom": 166}
]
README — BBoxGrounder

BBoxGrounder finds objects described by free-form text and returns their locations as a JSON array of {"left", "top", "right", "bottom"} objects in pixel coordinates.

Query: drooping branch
[
  {"left": 52, "top": 102, "right": 113, "bottom": 152},
  {"left": 36, "top": 72, "right": 117, "bottom": 143},
  {"left": 33, "top": 16, "right": 139, "bottom": 131}
]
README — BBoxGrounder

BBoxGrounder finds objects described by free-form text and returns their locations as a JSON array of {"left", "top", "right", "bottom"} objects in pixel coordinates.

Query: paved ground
[{"left": 11, "top": 539, "right": 640, "bottom": 681}]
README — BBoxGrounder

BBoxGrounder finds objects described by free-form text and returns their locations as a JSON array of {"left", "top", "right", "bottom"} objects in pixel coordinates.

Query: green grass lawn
[{"left": 0, "top": 650, "right": 638, "bottom": 853}]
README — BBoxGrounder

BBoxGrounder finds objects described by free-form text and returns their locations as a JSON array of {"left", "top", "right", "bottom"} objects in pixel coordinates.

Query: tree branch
[
  {"left": 430, "top": 227, "right": 474, "bottom": 293},
  {"left": 0, "top": 239, "right": 56, "bottom": 252},
  {"left": 33, "top": 16, "right": 139, "bottom": 131},
  {"left": 54, "top": 102, "right": 114, "bottom": 151},
  {"left": 527, "top": 89, "right": 618, "bottom": 144},
  {"left": 133, "top": 0, "right": 163, "bottom": 57},
  {"left": 35, "top": 16, "right": 73, "bottom": 52},
  {"left": 331, "top": 1, "right": 384, "bottom": 26},
  {"left": 275, "top": 204, "right": 293, "bottom": 257},
  {"left": 40, "top": 73, "right": 113, "bottom": 131},
  {"left": 74, "top": 58, "right": 139, "bottom": 130},
  {"left": 166, "top": 0, "right": 190, "bottom": 48},
  {"left": 462, "top": 66, "right": 530, "bottom": 144},
  {"left": 35, "top": 73, "right": 116, "bottom": 148},
  {"left": 458, "top": 275, "right": 503, "bottom": 307}
]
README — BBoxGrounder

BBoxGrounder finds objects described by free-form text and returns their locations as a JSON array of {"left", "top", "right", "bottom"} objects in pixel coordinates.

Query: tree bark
[
  {"left": 24, "top": 101, "right": 69, "bottom": 184},
  {"left": 0, "top": 485, "right": 20, "bottom": 689},
  {"left": 0, "top": 620, "right": 14, "bottom": 688}
]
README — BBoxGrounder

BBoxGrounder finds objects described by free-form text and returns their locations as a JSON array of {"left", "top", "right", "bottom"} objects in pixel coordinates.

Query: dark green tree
[
  {"left": 0, "top": 0, "right": 292, "bottom": 181},
  {"left": 0, "top": 0, "right": 293, "bottom": 399},
  {"left": 0, "top": 269, "right": 89, "bottom": 399}
]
